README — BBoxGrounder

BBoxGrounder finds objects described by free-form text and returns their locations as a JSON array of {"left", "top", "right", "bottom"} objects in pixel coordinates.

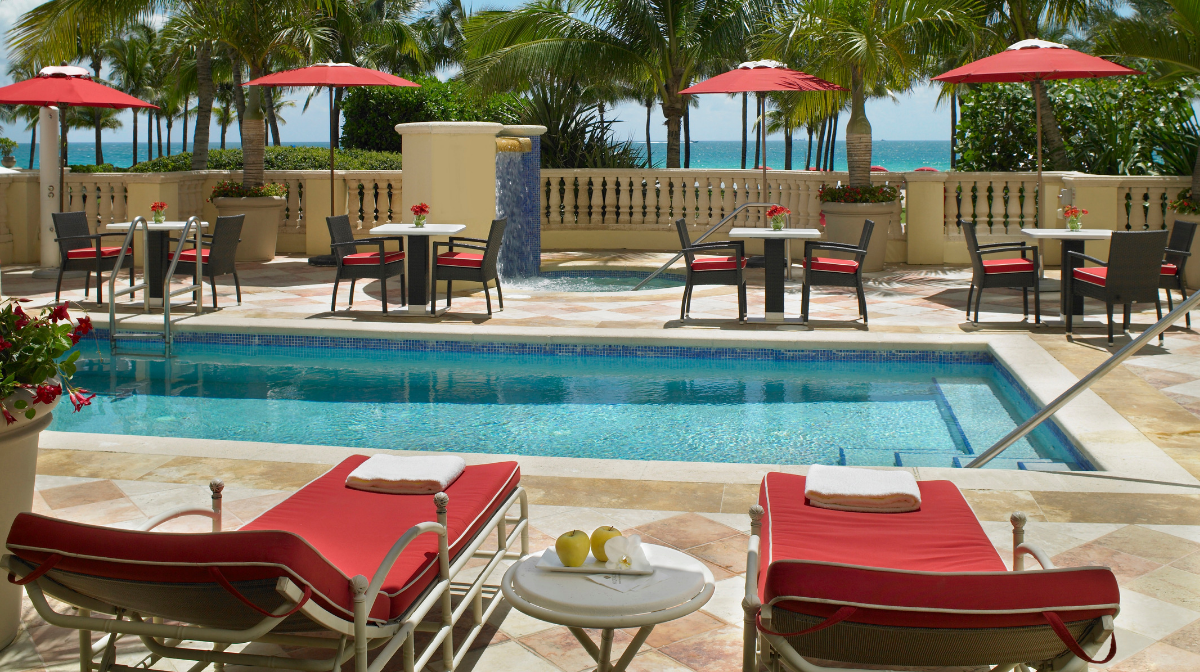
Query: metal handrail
[
  {"left": 968, "top": 288, "right": 1200, "bottom": 467},
  {"left": 162, "top": 216, "right": 204, "bottom": 357},
  {"left": 632, "top": 202, "right": 777, "bottom": 290},
  {"left": 107, "top": 216, "right": 150, "bottom": 352}
]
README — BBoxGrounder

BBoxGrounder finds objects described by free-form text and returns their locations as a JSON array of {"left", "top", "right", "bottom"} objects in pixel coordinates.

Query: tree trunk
[
  {"left": 183, "top": 97, "right": 188, "bottom": 153},
  {"left": 132, "top": 110, "right": 138, "bottom": 165},
  {"left": 683, "top": 103, "right": 690, "bottom": 168},
  {"left": 166, "top": 119, "right": 173, "bottom": 155},
  {"left": 785, "top": 126, "right": 792, "bottom": 170},
  {"left": 741, "top": 93, "right": 747, "bottom": 169},
  {"left": 146, "top": 111, "right": 152, "bottom": 161},
  {"left": 754, "top": 98, "right": 761, "bottom": 169},
  {"left": 645, "top": 99, "right": 652, "bottom": 167},
  {"left": 814, "top": 116, "right": 826, "bottom": 171},
  {"left": 242, "top": 68, "right": 267, "bottom": 188},
  {"left": 220, "top": 122, "right": 227, "bottom": 150},
  {"left": 845, "top": 69, "right": 871, "bottom": 187},
  {"left": 156, "top": 112, "right": 163, "bottom": 157},
  {"left": 265, "top": 87, "right": 281, "bottom": 146},
  {"left": 660, "top": 79, "right": 684, "bottom": 169},
  {"left": 1032, "top": 81, "right": 1068, "bottom": 170},
  {"left": 191, "top": 43, "right": 214, "bottom": 170},
  {"left": 91, "top": 55, "right": 104, "bottom": 165},
  {"left": 28, "top": 124, "right": 35, "bottom": 169},
  {"left": 950, "top": 93, "right": 957, "bottom": 170},
  {"left": 805, "top": 125, "right": 813, "bottom": 170},
  {"left": 828, "top": 111, "right": 840, "bottom": 170},
  {"left": 232, "top": 59, "right": 246, "bottom": 143}
]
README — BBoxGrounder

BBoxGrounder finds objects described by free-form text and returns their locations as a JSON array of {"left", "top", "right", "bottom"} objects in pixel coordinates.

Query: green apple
[
  {"left": 555, "top": 530, "right": 591, "bottom": 567},
  {"left": 591, "top": 526, "right": 622, "bottom": 562}
]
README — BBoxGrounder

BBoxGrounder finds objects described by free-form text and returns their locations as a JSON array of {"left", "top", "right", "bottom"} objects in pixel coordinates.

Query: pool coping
[{"left": 80, "top": 313, "right": 1199, "bottom": 489}]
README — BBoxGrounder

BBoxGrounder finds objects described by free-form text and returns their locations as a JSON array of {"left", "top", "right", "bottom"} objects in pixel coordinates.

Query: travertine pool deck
[{"left": 4, "top": 253, "right": 1200, "bottom": 671}]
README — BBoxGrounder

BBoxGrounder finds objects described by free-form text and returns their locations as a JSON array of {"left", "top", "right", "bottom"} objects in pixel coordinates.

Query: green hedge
[
  {"left": 126, "top": 146, "right": 402, "bottom": 172},
  {"left": 340, "top": 77, "right": 520, "bottom": 152}
]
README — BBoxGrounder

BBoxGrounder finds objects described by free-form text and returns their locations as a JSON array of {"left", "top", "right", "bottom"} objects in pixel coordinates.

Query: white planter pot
[
  {"left": 212, "top": 196, "right": 286, "bottom": 262},
  {"left": 820, "top": 201, "right": 898, "bottom": 273},
  {"left": 0, "top": 388, "right": 58, "bottom": 651}
]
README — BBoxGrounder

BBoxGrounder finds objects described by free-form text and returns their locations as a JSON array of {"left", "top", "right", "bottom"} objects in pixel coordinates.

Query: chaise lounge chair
[
  {"left": 743, "top": 472, "right": 1119, "bottom": 672},
  {"left": 2, "top": 455, "right": 528, "bottom": 672}
]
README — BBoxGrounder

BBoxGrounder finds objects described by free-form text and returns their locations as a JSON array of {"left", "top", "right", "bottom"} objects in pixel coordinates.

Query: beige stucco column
[
  {"left": 393, "top": 122, "right": 502, "bottom": 242},
  {"left": 1062, "top": 173, "right": 1122, "bottom": 261},
  {"left": 903, "top": 171, "right": 948, "bottom": 265}
]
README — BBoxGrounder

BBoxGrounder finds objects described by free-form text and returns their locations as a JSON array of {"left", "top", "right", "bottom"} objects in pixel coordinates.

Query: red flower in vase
[{"left": 411, "top": 203, "right": 430, "bottom": 216}]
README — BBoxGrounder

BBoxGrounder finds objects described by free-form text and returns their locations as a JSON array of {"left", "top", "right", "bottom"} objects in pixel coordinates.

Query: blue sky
[{"left": 0, "top": 0, "right": 953, "bottom": 145}]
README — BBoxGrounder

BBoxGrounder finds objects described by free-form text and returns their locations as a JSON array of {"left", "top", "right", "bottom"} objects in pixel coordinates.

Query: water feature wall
[{"left": 495, "top": 132, "right": 542, "bottom": 279}]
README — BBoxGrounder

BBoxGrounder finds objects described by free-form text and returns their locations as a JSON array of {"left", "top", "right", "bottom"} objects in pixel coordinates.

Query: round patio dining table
[
  {"left": 368, "top": 222, "right": 465, "bottom": 315},
  {"left": 1020, "top": 228, "right": 1112, "bottom": 316}
]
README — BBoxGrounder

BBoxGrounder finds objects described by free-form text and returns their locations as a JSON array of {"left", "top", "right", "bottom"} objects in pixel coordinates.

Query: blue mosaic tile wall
[{"left": 495, "top": 135, "right": 541, "bottom": 279}]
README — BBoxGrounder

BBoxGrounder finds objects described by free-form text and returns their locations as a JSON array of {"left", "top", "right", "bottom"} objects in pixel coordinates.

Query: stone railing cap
[
  {"left": 499, "top": 125, "right": 547, "bottom": 137},
  {"left": 394, "top": 122, "right": 505, "bottom": 135},
  {"left": 902, "top": 171, "right": 949, "bottom": 182}
]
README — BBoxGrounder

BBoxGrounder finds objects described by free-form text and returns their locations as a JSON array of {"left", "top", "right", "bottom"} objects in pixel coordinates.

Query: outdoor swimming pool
[{"left": 53, "top": 337, "right": 1088, "bottom": 470}]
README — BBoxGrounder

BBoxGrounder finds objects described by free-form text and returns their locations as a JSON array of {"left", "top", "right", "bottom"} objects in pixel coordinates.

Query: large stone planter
[
  {"left": 0, "top": 389, "right": 58, "bottom": 650},
  {"left": 213, "top": 196, "right": 286, "bottom": 262},
  {"left": 821, "top": 200, "right": 898, "bottom": 272}
]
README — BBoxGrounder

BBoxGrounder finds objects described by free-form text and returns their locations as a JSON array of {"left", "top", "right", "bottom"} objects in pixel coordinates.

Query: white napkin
[
  {"left": 346, "top": 455, "right": 466, "bottom": 495},
  {"left": 804, "top": 465, "right": 922, "bottom": 513}
]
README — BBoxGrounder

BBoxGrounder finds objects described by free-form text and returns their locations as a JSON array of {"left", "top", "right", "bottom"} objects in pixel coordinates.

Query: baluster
[
  {"left": 630, "top": 174, "right": 644, "bottom": 225},
  {"left": 548, "top": 176, "right": 562, "bottom": 226}
]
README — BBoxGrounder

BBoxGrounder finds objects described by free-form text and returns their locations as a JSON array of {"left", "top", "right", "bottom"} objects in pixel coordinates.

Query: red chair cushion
[
  {"left": 6, "top": 456, "right": 520, "bottom": 625},
  {"left": 66, "top": 246, "right": 131, "bottom": 260},
  {"left": 1163, "top": 262, "right": 1179, "bottom": 275},
  {"left": 1073, "top": 267, "right": 1107, "bottom": 286},
  {"left": 756, "top": 473, "right": 1119, "bottom": 629},
  {"left": 800, "top": 257, "right": 859, "bottom": 273},
  {"left": 982, "top": 258, "right": 1035, "bottom": 274},
  {"left": 437, "top": 252, "right": 484, "bottom": 268},
  {"left": 178, "top": 249, "right": 209, "bottom": 262},
  {"left": 690, "top": 256, "right": 747, "bottom": 271},
  {"left": 343, "top": 251, "right": 405, "bottom": 266}
]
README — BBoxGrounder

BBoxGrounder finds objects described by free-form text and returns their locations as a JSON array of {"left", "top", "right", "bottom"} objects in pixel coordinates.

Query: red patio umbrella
[
  {"left": 244, "top": 63, "right": 420, "bottom": 217},
  {"left": 0, "top": 64, "right": 158, "bottom": 210},
  {"left": 934, "top": 40, "right": 1141, "bottom": 226},
  {"left": 682, "top": 61, "right": 845, "bottom": 190}
]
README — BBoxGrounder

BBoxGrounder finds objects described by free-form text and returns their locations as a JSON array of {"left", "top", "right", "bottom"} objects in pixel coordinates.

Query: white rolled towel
[
  {"left": 804, "top": 465, "right": 922, "bottom": 513},
  {"left": 346, "top": 455, "right": 466, "bottom": 495}
]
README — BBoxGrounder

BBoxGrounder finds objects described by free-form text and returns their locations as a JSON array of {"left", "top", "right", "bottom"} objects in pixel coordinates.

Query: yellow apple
[
  {"left": 555, "top": 530, "right": 591, "bottom": 567},
  {"left": 591, "top": 526, "right": 622, "bottom": 562}
]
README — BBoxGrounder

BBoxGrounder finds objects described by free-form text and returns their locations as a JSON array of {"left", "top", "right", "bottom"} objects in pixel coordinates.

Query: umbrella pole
[
  {"left": 1034, "top": 80, "right": 1044, "bottom": 229},
  {"left": 759, "top": 93, "right": 767, "bottom": 212},
  {"left": 59, "top": 105, "right": 67, "bottom": 212},
  {"left": 330, "top": 86, "right": 336, "bottom": 217}
]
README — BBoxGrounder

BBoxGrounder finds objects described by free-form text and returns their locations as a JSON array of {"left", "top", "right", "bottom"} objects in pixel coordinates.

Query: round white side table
[{"left": 501, "top": 545, "right": 715, "bottom": 672}]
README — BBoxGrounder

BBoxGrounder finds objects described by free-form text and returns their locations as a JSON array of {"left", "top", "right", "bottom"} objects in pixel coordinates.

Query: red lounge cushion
[
  {"left": 1163, "top": 262, "right": 1179, "bottom": 275},
  {"left": 178, "top": 249, "right": 209, "bottom": 262},
  {"left": 6, "top": 456, "right": 520, "bottom": 624},
  {"left": 343, "top": 251, "right": 405, "bottom": 266},
  {"left": 800, "top": 257, "right": 859, "bottom": 273},
  {"left": 691, "top": 255, "right": 747, "bottom": 271},
  {"left": 756, "top": 473, "right": 1119, "bottom": 629},
  {"left": 66, "top": 246, "right": 131, "bottom": 260},
  {"left": 437, "top": 252, "right": 484, "bottom": 268},
  {"left": 1073, "top": 267, "right": 1107, "bottom": 286},
  {"left": 982, "top": 258, "right": 1035, "bottom": 274}
]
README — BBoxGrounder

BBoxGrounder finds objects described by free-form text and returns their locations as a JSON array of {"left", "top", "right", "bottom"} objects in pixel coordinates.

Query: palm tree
[
  {"left": 0, "top": 60, "right": 43, "bottom": 168},
  {"left": 1098, "top": 0, "right": 1200, "bottom": 192},
  {"left": 762, "top": 0, "right": 977, "bottom": 187},
  {"left": 105, "top": 27, "right": 155, "bottom": 165},
  {"left": 464, "top": 0, "right": 748, "bottom": 168}
]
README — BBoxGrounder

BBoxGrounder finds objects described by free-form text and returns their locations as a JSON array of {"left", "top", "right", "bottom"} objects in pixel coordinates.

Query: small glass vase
[
  {"left": 771, "top": 215, "right": 785, "bottom": 231},
  {"left": 413, "top": 214, "right": 426, "bottom": 228},
  {"left": 152, "top": 212, "right": 165, "bottom": 224},
  {"left": 1067, "top": 219, "right": 1082, "bottom": 231}
]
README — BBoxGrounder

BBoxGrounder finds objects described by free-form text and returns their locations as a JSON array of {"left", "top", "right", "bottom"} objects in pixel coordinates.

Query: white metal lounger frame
[
  {"left": 742, "top": 508, "right": 1115, "bottom": 672},
  {"left": 2, "top": 477, "right": 530, "bottom": 672}
]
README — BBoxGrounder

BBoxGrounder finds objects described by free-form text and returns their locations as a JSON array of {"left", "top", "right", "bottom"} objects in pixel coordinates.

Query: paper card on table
[{"left": 587, "top": 571, "right": 669, "bottom": 593}]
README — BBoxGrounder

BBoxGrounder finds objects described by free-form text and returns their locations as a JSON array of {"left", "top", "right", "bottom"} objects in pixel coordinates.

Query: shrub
[
  {"left": 129, "top": 146, "right": 403, "bottom": 172},
  {"left": 70, "top": 163, "right": 125, "bottom": 173},
  {"left": 340, "top": 76, "right": 521, "bottom": 152},
  {"left": 819, "top": 184, "right": 899, "bottom": 203},
  {"left": 0, "top": 137, "right": 18, "bottom": 158},
  {"left": 210, "top": 180, "right": 288, "bottom": 199}
]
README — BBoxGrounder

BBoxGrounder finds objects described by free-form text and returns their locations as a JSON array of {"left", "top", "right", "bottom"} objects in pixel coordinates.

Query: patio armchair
[
  {"left": 674, "top": 218, "right": 747, "bottom": 321},
  {"left": 1162, "top": 219, "right": 1196, "bottom": 327},
  {"left": 170, "top": 214, "right": 245, "bottom": 309},
  {"left": 432, "top": 218, "right": 506, "bottom": 315},
  {"left": 1065, "top": 229, "right": 1168, "bottom": 345},
  {"left": 961, "top": 217, "right": 1041, "bottom": 325},
  {"left": 326, "top": 214, "right": 406, "bottom": 313},
  {"left": 52, "top": 210, "right": 135, "bottom": 304},
  {"left": 800, "top": 219, "right": 874, "bottom": 323}
]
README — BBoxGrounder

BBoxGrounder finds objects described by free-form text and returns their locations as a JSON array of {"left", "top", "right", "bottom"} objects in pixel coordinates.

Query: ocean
[{"left": 8, "top": 139, "right": 951, "bottom": 172}]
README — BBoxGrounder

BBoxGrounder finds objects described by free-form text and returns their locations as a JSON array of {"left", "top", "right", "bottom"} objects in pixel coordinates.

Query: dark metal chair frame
[
  {"left": 1162, "top": 219, "right": 1196, "bottom": 328},
  {"left": 674, "top": 218, "right": 747, "bottom": 321},
  {"left": 432, "top": 218, "right": 507, "bottom": 315},
  {"left": 961, "top": 217, "right": 1041, "bottom": 325},
  {"left": 1065, "top": 229, "right": 1168, "bottom": 345},
  {"left": 326, "top": 214, "right": 406, "bottom": 313},
  {"left": 170, "top": 215, "right": 245, "bottom": 309},
  {"left": 800, "top": 219, "right": 874, "bottom": 323},
  {"left": 52, "top": 210, "right": 134, "bottom": 304}
]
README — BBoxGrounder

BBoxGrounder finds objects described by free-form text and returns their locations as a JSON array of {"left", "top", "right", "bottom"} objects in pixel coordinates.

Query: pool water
[
  {"left": 53, "top": 343, "right": 1085, "bottom": 470},
  {"left": 504, "top": 271, "right": 684, "bottom": 292}
]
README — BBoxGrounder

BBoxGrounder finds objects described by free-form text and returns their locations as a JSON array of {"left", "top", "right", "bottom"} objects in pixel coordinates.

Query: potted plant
[
  {"left": 1061, "top": 205, "right": 1088, "bottom": 231},
  {"left": 209, "top": 180, "right": 287, "bottom": 262},
  {"left": 150, "top": 201, "right": 168, "bottom": 224},
  {"left": 0, "top": 138, "right": 17, "bottom": 169},
  {"left": 0, "top": 300, "right": 94, "bottom": 649},
  {"left": 411, "top": 202, "right": 429, "bottom": 228},
  {"left": 766, "top": 205, "right": 790, "bottom": 231},
  {"left": 818, "top": 183, "right": 900, "bottom": 272}
]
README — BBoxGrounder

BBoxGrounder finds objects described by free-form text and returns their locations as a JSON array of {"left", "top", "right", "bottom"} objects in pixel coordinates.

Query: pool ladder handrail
[
  {"left": 968, "top": 287, "right": 1200, "bottom": 467},
  {"left": 106, "top": 216, "right": 204, "bottom": 358},
  {"left": 633, "top": 202, "right": 778, "bottom": 291}
]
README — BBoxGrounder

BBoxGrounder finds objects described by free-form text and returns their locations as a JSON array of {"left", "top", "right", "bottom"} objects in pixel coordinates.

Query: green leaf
[
  {"left": 24, "top": 409, "right": 34, "bottom": 419},
  {"left": 13, "top": 400, "right": 26, "bottom": 409}
]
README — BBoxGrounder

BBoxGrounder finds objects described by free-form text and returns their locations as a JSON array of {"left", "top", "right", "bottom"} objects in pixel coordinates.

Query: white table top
[
  {"left": 370, "top": 223, "right": 466, "bottom": 236},
  {"left": 729, "top": 227, "right": 821, "bottom": 239},
  {"left": 106, "top": 220, "right": 208, "bottom": 231},
  {"left": 503, "top": 545, "right": 713, "bottom": 627},
  {"left": 1021, "top": 228, "right": 1113, "bottom": 240}
]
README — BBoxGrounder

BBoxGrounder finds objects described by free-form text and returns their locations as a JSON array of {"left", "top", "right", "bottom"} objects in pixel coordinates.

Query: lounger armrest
[
  {"left": 364, "top": 520, "right": 447, "bottom": 607},
  {"left": 140, "top": 478, "right": 224, "bottom": 532},
  {"left": 1166, "top": 248, "right": 1192, "bottom": 257},
  {"left": 1066, "top": 251, "right": 1107, "bottom": 266},
  {"left": 1013, "top": 543, "right": 1056, "bottom": 570}
]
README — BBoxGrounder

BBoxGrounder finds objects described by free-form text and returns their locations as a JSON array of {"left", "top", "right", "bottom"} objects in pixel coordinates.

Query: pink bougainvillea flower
[
  {"left": 34, "top": 384, "right": 61, "bottom": 405},
  {"left": 2, "top": 406, "right": 15, "bottom": 425},
  {"left": 49, "top": 303, "right": 70, "bottom": 323},
  {"left": 69, "top": 388, "right": 96, "bottom": 411},
  {"left": 0, "top": 338, "right": 11, "bottom": 351}
]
